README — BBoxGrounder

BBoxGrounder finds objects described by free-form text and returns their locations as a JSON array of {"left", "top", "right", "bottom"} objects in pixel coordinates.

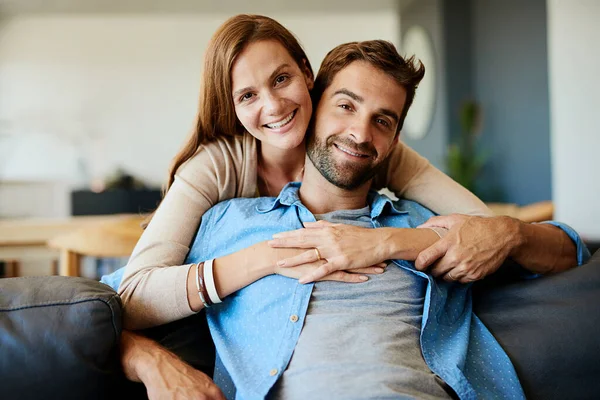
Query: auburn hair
[
  {"left": 143, "top": 15, "right": 313, "bottom": 227},
  {"left": 312, "top": 40, "right": 425, "bottom": 135}
]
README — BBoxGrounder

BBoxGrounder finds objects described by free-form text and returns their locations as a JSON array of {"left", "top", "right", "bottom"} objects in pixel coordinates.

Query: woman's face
[{"left": 231, "top": 40, "right": 313, "bottom": 152}]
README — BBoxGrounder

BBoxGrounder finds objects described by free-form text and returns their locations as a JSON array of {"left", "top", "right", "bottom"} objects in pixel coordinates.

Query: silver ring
[
  {"left": 447, "top": 271, "right": 456, "bottom": 280},
  {"left": 314, "top": 248, "right": 322, "bottom": 261}
]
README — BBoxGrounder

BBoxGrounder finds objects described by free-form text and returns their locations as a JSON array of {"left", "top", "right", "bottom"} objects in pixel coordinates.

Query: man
[{"left": 119, "top": 40, "right": 588, "bottom": 399}]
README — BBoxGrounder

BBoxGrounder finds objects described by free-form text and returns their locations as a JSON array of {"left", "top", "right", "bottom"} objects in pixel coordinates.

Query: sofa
[{"left": 1, "top": 250, "right": 599, "bottom": 400}]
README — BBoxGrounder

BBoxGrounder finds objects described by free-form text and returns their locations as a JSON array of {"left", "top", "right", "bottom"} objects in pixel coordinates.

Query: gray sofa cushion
[
  {"left": 474, "top": 250, "right": 600, "bottom": 400},
  {"left": 0, "top": 276, "right": 123, "bottom": 400}
]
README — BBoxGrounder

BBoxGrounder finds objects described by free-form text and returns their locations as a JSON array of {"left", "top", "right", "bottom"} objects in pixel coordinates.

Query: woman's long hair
[
  {"left": 142, "top": 15, "right": 313, "bottom": 227},
  {"left": 166, "top": 14, "right": 313, "bottom": 192}
]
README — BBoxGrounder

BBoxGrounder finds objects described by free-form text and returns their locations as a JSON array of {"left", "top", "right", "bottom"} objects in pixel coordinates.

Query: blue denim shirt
[{"left": 102, "top": 183, "right": 589, "bottom": 400}]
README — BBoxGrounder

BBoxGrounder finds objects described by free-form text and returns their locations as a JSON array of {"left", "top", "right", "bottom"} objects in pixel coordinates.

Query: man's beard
[{"left": 307, "top": 133, "right": 383, "bottom": 190}]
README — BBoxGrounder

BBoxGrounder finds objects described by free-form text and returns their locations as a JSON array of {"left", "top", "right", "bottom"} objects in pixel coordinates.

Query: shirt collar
[
  {"left": 256, "top": 182, "right": 302, "bottom": 213},
  {"left": 257, "top": 182, "right": 408, "bottom": 219}
]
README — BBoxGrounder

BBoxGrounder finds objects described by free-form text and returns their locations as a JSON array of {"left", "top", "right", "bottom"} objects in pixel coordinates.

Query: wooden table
[{"left": 0, "top": 214, "right": 144, "bottom": 277}]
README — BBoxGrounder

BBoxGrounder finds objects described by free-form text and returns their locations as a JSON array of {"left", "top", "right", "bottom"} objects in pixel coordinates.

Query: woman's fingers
[
  {"left": 303, "top": 220, "right": 335, "bottom": 228},
  {"left": 318, "top": 271, "right": 369, "bottom": 283},
  {"left": 350, "top": 266, "right": 386, "bottom": 274},
  {"left": 269, "top": 229, "right": 316, "bottom": 248},
  {"left": 277, "top": 249, "right": 320, "bottom": 268}
]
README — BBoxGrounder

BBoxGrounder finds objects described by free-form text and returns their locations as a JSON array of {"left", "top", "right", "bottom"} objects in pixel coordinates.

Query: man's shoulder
[
  {"left": 205, "top": 196, "right": 273, "bottom": 218},
  {"left": 372, "top": 193, "right": 436, "bottom": 226}
]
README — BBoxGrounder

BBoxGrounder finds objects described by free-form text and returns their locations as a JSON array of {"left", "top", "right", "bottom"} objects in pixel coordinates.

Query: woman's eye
[{"left": 240, "top": 93, "right": 254, "bottom": 102}]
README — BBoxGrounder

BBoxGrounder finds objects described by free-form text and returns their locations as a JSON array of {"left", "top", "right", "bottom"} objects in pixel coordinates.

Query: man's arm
[
  {"left": 120, "top": 330, "right": 225, "bottom": 400},
  {"left": 510, "top": 219, "right": 577, "bottom": 273},
  {"left": 415, "top": 214, "right": 581, "bottom": 283}
]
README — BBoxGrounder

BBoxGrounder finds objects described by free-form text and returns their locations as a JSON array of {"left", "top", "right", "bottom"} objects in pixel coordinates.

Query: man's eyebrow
[
  {"left": 332, "top": 88, "right": 364, "bottom": 103},
  {"left": 232, "top": 64, "right": 292, "bottom": 98},
  {"left": 333, "top": 88, "right": 399, "bottom": 124}
]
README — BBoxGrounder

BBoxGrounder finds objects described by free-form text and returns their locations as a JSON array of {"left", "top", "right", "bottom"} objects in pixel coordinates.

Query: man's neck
[{"left": 298, "top": 157, "right": 371, "bottom": 215}]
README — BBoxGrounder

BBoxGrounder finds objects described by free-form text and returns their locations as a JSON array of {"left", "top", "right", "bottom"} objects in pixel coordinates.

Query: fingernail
[
  {"left": 272, "top": 233, "right": 281, "bottom": 239},
  {"left": 379, "top": 262, "right": 387, "bottom": 268},
  {"left": 359, "top": 276, "right": 369, "bottom": 281},
  {"left": 375, "top": 268, "right": 384, "bottom": 273},
  {"left": 277, "top": 260, "right": 285, "bottom": 267},
  {"left": 299, "top": 278, "right": 308, "bottom": 284}
]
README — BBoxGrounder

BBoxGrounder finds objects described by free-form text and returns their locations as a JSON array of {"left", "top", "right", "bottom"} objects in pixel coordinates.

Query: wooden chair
[{"left": 47, "top": 215, "right": 145, "bottom": 277}]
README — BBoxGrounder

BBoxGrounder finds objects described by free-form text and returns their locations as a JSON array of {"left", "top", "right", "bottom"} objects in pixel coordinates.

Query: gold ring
[{"left": 314, "top": 248, "right": 322, "bottom": 261}]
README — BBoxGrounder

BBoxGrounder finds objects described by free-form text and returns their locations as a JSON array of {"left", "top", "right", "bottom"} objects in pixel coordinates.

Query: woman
[{"left": 117, "top": 14, "right": 492, "bottom": 330}]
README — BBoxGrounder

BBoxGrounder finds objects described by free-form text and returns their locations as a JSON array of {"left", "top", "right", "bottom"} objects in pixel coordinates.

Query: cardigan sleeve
[
  {"left": 118, "top": 134, "right": 257, "bottom": 330},
  {"left": 374, "top": 140, "right": 493, "bottom": 217}
]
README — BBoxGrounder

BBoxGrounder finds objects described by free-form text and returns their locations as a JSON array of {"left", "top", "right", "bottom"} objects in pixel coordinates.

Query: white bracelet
[
  {"left": 195, "top": 262, "right": 210, "bottom": 308},
  {"left": 203, "top": 258, "right": 222, "bottom": 304}
]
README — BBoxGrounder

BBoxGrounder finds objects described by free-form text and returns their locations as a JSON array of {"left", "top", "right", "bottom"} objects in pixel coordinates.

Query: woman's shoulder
[{"left": 177, "top": 132, "right": 258, "bottom": 199}]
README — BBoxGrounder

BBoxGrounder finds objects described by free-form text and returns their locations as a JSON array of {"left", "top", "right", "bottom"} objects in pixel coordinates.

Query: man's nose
[{"left": 349, "top": 116, "right": 373, "bottom": 144}]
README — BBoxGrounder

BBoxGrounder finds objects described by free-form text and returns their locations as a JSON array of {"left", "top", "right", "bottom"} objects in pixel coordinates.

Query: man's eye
[
  {"left": 339, "top": 104, "right": 353, "bottom": 111},
  {"left": 376, "top": 118, "right": 390, "bottom": 128},
  {"left": 275, "top": 75, "right": 288, "bottom": 85}
]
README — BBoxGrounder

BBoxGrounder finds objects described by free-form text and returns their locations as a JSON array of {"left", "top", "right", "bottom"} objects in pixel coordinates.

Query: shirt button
[
  {"left": 289, "top": 314, "right": 299, "bottom": 323},
  {"left": 270, "top": 368, "right": 278, "bottom": 376}
]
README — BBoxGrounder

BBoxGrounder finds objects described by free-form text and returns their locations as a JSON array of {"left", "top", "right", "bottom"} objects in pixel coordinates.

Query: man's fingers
[
  {"left": 415, "top": 240, "right": 449, "bottom": 271},
  {"left": 417, "top": 214, "right": 465, "bottom": 229},
  {"left": 417, "top": 215, "right": 446, "bottom": 229}
]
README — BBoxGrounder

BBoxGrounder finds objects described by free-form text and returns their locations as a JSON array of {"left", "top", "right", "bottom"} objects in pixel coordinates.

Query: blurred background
[{"left": 1, "top": 0, "right": 598, "bottom": 277}]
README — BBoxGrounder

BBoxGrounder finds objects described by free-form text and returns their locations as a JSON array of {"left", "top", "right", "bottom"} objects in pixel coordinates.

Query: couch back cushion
[{"left": 0, "top": 276, "right": 123, "bottom": 400}]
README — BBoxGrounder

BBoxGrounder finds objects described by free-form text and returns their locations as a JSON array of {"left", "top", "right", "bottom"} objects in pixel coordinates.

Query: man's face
[{"left": 307, "top": 61, "right": 408, "bottom": 190}]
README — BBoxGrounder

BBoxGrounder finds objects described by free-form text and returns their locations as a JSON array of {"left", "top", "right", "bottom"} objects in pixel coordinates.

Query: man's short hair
[{"left": 312, "top": 40, "right": 425, "bottom": 135}]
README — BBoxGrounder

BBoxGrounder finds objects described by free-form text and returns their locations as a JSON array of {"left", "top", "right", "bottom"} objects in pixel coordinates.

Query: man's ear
[{"left": 302, "top": 59, "right": 314, "bottom": 90}]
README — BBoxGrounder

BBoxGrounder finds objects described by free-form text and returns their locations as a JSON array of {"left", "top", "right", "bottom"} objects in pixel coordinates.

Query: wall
[
  {"left": 471, "top": 0, "right": 551, "bottom": 204},
  {"left": 547, "top": 0, "right": 600, "bottom": 241},
  {"left": 0, "top": 8, "right": 400, "bottom": 191},
  {"left": 400, "top": 0, "right": 448, "bottom": 169}
]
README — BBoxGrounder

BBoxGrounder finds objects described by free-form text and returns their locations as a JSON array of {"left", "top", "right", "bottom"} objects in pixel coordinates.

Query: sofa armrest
[{"left": 0, "top": 276, "right": 123, "bottom": 400}]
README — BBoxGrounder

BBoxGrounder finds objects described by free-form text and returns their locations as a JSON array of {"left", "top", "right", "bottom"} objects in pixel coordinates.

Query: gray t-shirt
[{"left": 269, "top": 207, "right": 452, "bottom": 400}]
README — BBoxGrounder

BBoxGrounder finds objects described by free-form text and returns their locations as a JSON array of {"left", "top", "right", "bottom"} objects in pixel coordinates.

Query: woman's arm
[
  {"left": 186, "top": 241, "right": 383, "bottom": 312},
  {"left": 270, "top": 221, "right": 440, "bottom": 283},
  {"left": 378, "top": 140, "right": 494, "bottom": 216}
]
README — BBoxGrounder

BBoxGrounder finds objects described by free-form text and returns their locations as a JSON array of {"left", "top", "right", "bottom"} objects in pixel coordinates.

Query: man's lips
[{"left": 333, "top": 143, "right": 372, "bottom": 158}]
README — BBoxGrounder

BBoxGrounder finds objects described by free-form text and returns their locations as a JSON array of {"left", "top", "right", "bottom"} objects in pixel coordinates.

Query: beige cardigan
[{"left": 119, "top": 132, "right": 491, "bottom": 329}]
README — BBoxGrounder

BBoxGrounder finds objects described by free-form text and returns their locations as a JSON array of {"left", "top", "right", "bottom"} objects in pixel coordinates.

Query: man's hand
[
  {"left": 415, "top": 214, "right": 521, "bottom": 283},
  {"left": 121, "top": 330, "right": 225, "bottom": 400}
]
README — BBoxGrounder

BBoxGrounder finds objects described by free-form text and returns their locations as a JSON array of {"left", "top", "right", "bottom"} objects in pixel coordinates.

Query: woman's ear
[{"left": 302, "top": 59, "right": 314, "bottom": 90}]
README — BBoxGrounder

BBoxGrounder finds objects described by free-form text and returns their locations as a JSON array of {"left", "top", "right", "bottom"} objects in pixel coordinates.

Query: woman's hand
[
  {"left": 268, "top": 220, "right": 388, "bottom": 283},
  {"left": 415, "top": 214, "right": 520, "bottom": 283},
  {"left": 274, "top": 258, "right": 386, "bottom": 283}
]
